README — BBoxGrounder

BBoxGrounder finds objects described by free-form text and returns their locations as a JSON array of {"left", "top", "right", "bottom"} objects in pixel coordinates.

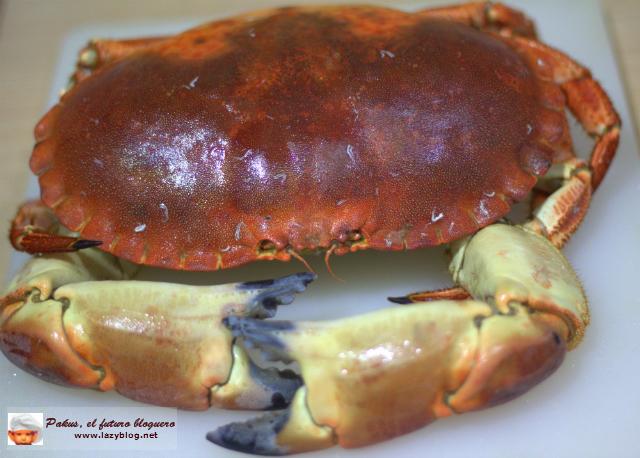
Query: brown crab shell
[{"left": 30, "top": 6, "right": 573, "bottom": 271}]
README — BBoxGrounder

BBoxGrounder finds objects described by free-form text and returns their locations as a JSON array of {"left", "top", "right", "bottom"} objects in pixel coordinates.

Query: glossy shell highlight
[{"left": 31, "top": 6, "right": 573, "bottom": 270}]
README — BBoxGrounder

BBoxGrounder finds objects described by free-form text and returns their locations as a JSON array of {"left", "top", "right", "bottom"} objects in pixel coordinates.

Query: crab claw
[
  {"left": 210, "top": 223, "right": 586, "bottom": 455},
  {"left": 0, "top": 246, "right": 314, "bottom": 410}
]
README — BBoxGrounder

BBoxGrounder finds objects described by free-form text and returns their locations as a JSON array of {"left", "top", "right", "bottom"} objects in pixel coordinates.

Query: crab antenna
[
  {"left": 287, "top": 247, "right": 315, "bottom": 275},
  {"left": 324, "top": 243, "right": 345, "bottom": 283}
]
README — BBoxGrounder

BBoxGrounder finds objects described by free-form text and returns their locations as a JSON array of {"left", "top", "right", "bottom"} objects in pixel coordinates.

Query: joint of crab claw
[{"left": 448, "top": 223, "right": 588, "bottom": 348}]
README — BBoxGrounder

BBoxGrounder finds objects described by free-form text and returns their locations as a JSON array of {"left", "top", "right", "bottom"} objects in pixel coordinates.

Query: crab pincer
[
  {"left": 2, "top": 0, "right": 621, "bottom": 455},
  {"left": 209, "top": 223, "right": 586, "bottom": 455},
  {"left": 0, "top": 245, "right": 314, "bottom": 411}
]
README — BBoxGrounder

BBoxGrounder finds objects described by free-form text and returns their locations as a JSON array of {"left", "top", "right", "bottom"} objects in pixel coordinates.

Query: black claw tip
[
  {"left": 221, "top": 316, "right": 233, "bottom": 330},
  {"left": 72, "top": 239, "right": 103, "bottom": 250},
  {"left": 270, "top": 392, "right": 287, "bottom": 410},
  {"left": 240, "top": 278, "right": 275, "bottom": 289},
  {"left": 296, "top": 271, "right": 317, "bottom": 287},
  {"left": 223, "top": 317, "right": 293, "bottom": 362},
  {"left": 276, "top": 295, "right": 295, "bottom": 306},
  {"left": 249, "top": 362, "right": 302, "bottom": 410},
  {"left": 207, "top": 411, "right": 290, "bottom": 456},
  {"left": 224, "top": 316, "right": 295, "bottom": 334},
  {"left": 239, "top": 272, "right": 316, "bottom": 292},
  {"left": 387, "top": 295, "right": 413, "bottom": 304},
  {"left": 238, "top": 273, "right": 316, "bottom": 319},
  {"left": 224, "top": 316, "right": 294, "bottom": 338}
]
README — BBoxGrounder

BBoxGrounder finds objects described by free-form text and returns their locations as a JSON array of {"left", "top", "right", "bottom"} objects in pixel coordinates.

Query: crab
[{"left": 1, "top": 2, "right": 619, "bottom": 455}]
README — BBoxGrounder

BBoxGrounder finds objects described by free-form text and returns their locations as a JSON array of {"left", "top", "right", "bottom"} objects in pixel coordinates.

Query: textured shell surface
[{"left": 32, "top": 6, "right": 568, "bottom": 270}]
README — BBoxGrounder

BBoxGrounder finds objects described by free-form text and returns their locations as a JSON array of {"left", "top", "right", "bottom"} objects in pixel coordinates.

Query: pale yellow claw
[
  {"left": 280, "top": 299, "right": 493, "bottom": 448},
  {"left": 214, "top": 223, "right": 586, "bottom": 455},
  {"left": 58, "top": 279, "right": 253, "bottom": 408},
  {"left": 451, "top": 224, "right": 588, "bottom": 348},
  {"left": 0, "top": 248, "right": 312, "bottom": 411},
  {"left": 2, "top": 219, "right": 589, "bottom": 455},
  {"left": 447, "top": 304, "right": 566, "bottom": 413},
  {"left": 275, "top": 388, "right": 335, "bottom": 453}
]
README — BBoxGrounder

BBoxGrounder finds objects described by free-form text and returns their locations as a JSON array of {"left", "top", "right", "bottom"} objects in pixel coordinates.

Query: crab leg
[
  {"left": 10, "top": 200, "right": 102, "bottom": 254},
  {"left": 209, "top": 223, "right": 586, "bottom": 455},
  {"left": 0, "top": 246, "right": 313, "bottom": 411},
  {"left": 507, "top": 37, "right": 621, "bottom": 246},
  {"left": 388, "top": 285, "right": 471, "bottom": 304}
]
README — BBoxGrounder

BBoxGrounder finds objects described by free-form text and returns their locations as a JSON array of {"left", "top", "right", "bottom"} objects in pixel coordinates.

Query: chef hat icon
[{"left": 9, "top": 413, "right": 42, "bottom": 435}]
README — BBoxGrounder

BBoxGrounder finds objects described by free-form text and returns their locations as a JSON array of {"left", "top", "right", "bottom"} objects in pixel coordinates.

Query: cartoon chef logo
[{"left": 7, "top": 413, "right": 43, "bottom": 446}]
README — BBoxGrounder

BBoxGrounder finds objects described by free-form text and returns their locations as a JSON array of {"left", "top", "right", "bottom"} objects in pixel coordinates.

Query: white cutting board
[{"left": 2, "top": 0, "right": 639, "bottom": 457}]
